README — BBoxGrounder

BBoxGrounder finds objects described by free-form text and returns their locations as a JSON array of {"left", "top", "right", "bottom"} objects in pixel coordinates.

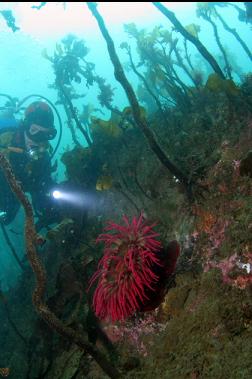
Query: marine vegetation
[
  {"left": 0, "top": 2, "right": 252, "bottom": 379},
  {"left": 0, "top": 9, "right": 20, "bottom": 32},
  {"left": 0, "top": 152, "right": 121, "bottom": 379},
  {"left": 88, "top": 3, "right": 194, "bottom": 198}
]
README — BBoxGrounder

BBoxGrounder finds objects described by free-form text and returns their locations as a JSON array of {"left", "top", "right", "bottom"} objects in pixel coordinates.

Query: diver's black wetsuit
[{"left": 0, "top": 126, "right": 59, "bottom": 228}]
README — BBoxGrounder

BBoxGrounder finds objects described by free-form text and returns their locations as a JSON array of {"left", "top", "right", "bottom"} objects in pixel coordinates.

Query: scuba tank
[{"left": 0, "top": 118, "right": 20, "bottom": 130}]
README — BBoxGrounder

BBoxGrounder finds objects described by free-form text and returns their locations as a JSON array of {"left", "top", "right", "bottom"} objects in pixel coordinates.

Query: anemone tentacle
[{"left": 88, "top": 213, "right": 163, "bottom": 321}]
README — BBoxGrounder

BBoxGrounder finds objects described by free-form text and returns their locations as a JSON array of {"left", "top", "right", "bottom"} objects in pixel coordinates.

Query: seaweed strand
[
  {"left": 214, "top": 8, "right": 252, "bottom": 61},
  {"left": 199, "top": 11, "right": 232, "bottom": 79},
  {"left": 126, "top": 45, "right": 166, "bottom": 118},
  {"left": 152, "top": 2, "right": 225, "bottom": 79},
  {"left": 87, "top": 2, "right": 192, "bottom": 197},
  {"left": 57, "top": 80, "right": 92, "bottom": 147},
  {"left": 0, "top": 152, "right": 121, "bottom": 379}
]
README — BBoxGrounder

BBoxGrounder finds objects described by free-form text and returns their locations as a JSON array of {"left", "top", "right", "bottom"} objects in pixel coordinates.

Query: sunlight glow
[{"left": 0, "top": 2, "right": 194, "bottom": 38}]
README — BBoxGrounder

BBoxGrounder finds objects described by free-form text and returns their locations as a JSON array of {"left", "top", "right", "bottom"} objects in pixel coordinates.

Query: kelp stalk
[
  {"left": 173, "top": 44, "right": 199, "bottom": 87},
  {"left": 152, "top": 2, "right": 225, "bottom": 79},
  {"left": 198, "top": 9, "right": 232, "bottom": 79},
  {"left": 184, "top": 39, "right": 195, "bottom": 73},
  {"left": 58, "top": 90, "right": 81, "bottom": 147},
  {"left": 0, "top": 152, "right": 121, "bottom": 379},
  {"left": 57, "top": 80, "right": 92, "bottom": 147},
  {"left": 214, "top": 8, "right": 252, "bottom": 61},
  {"left": 135, "top": 38, "right": 191, "bottom": 109},
  {"left": 87, "top": 3, "right": 192, "bottom": 196},
  {"left": 125, "top": 44, "right": 166, "bottom": 117}
]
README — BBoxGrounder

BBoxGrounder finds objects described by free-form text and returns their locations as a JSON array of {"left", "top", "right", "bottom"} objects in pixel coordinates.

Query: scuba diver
[{"left": 0, "top": 100, "right": 61, "bottom": 230}]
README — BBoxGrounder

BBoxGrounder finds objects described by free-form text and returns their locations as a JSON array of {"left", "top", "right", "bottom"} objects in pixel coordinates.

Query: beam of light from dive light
[
  {"left": 51, "top": 188, "right": 95, "bottom": 208},
  {"left": 52, "top": 189, "right": 74, "bottom": 202},
  {"left": 52, "top": 190, "right": 62, "bottom": 199}
]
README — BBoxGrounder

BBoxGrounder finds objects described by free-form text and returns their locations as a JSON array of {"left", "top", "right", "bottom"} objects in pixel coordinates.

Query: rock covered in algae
[{"left": 126, "top": 269, "right": 252, "bottom": 379}]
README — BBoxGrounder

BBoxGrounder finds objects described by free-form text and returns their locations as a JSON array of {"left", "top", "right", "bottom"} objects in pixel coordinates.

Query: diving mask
[{"left": 27, "top": 123, "right": 57, "bottom": 143}]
